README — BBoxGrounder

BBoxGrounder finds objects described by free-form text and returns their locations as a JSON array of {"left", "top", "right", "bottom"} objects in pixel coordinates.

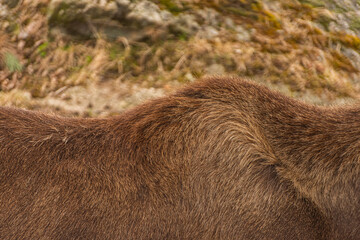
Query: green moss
[
  {"left": 4, "top": 52, "right": 23, "bottom": 72},
  {"left": 85, "top": 56, "right": 93, "bottom": 64},
  {"left": 108, "top": 44, "right": 126, "bottom": 61},
  {"left": 191, "top": 70, "right": 203, "bottom": 79},
  {"left": 332, "top": 2, "right": 349, "bottom": 13},
  {"left": 39, "top": 6, "right": 48, "bottom": 15},
  {"left": 335, "top": 33, "right": 360, "bottom": 50},
  {"left": 48, "top": 2, "right": 71, "bottom": 24},
  {"left": 176, "top": 73, "right": 190, "bottom": 83},
  {"left": 298, "top": 0, "right": 326, "bottom": 8},
  {"left": 7, "top": 22, "right": 20, "bottom": 35},
  {"left": 37, "top": 42, "right": 49, "bottom": 57},
  {"left": 350, "top": 18, "right": 360, "bottom": 31},
  {"left": 85, "top": 109, "right": 94, "bottom": 117},
  {"left": 109, "top": 48, "right": 121, "bottom": 61},
  {"left": 158, "top": 0, "right": 183, "bottom": 14},
  {"left": 225, "top": 7, "right": 257, "bottom": 19},
  {"left": 260, "top": 9, "right": 282, "bottom": 29},
  {"left": 250, "top": 1, "right": 263, "bottom": 11},
  {"left": 62, "top": 44, "right": 71, "bottom": 51},
  {"left": 122, "top": 48, "right": 141, "bottom": 73},
  {"left": 223, "top": 1, "right": 281, "bottom": 30},
  {"left": 177, "top": 32, "right": 188, "bottom": 41}
]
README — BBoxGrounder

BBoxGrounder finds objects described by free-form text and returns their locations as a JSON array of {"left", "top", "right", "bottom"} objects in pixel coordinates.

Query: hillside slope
[{"left": 1, "top": 0, "right": 360, "bottom": 116}]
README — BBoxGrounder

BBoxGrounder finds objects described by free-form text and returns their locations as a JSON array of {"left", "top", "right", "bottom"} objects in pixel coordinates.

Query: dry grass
[{"left": 1, "top": 0, "right": 360, "bottom": 116}]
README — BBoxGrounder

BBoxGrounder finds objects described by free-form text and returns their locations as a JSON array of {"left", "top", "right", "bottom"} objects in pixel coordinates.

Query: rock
[
  {"left": 47, "top": 0, "right": 232, "bottom": 41},
  {"left": 127, "top": 86, "right": 164, "bottom": 104},
  {"left": 315, "top": 0, "right": 360, "bottom": 35},
  {"left": 224, "top": 17, "right": 235, "bottom": 29},
  {"left": 18, "top": 30, "right": 29, "bottom": 40},
  {"left": 331, "top": 0, "right": 360, "bottom": 10},
  {"left": 169, "top": 14, "right": 200, "bottom": 36},
  {"left": 48, "top": 0, "right": 125, "bottom": 39},
  {"left": 49, "top": 0, "right": 104, "bottom": 24},
  {"left": 3, "top": 0, "right": 20, "bottom": 8},
  {"left": 196, "top": 8, "right": 219, "bottom": 26},
  {"left": 224, "top": 18, "right": 252, "bottom": 42},
  {"left": 205, "top": 64, "right": 225, "bottom": 75},
  {"left": 84, "top": 1, "right": 118, "bottom": 19},
  {"left": 185, "top": 72, "right": 196, "bottom": 82},
  {"left": 48, "top": 0, "right": 175, "bottom": 40},
  {"left": 114, "top": 0, "right": 131, "bottom": 19},
  {"left": 235, "top": 25, "right": 251, "bottom": 41},
  {"left": 198, "top": 26, "right": 219, "bottom": 39},
  {"left": 126, "top": 1, "right": 172, "bottom": 26},
  {"left": 0, "top": 4, "right": 9, "bottom": 18},
  {"left": 343, "top": 47, "right": 360, "bottom": 69}
]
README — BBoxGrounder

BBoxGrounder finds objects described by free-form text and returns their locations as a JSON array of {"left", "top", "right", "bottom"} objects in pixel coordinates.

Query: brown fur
[{"left": 0, "top": 77, "right": 359, "bottom": 239}]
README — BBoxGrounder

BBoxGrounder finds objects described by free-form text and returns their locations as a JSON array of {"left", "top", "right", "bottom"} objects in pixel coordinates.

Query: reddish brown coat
[{"left": 0, "top": 77, "right": 359, "bottom": 239}]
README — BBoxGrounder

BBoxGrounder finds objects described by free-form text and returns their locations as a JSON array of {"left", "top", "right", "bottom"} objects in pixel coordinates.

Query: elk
[{"left": 0, "top": 77, "right": 359, "bottom": 239}]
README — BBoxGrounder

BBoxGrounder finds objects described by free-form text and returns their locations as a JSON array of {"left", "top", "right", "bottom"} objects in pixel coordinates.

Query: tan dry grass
[{"left": 2, "top": 0, "right": 360, "bottom": 116}]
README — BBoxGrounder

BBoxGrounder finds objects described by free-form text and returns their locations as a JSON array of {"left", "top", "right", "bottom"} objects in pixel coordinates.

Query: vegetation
[{"left": 1, "top": 0, "right": 360, "bottom": 116}]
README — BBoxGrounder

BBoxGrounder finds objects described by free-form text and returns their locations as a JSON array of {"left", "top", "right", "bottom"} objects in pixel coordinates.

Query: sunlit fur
[{"left": 1, "top": 77, "right": 359, "bottom": 239}]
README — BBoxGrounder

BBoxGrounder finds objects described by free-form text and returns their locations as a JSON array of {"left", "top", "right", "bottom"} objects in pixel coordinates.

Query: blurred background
[{"left": 1, "top": 0, "right": 360, "bottom": 117}]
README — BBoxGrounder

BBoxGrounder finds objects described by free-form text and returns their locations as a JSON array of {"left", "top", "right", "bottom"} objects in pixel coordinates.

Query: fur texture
[{"left": 0, "top": 77, "right": 359, "bottom": 239}]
